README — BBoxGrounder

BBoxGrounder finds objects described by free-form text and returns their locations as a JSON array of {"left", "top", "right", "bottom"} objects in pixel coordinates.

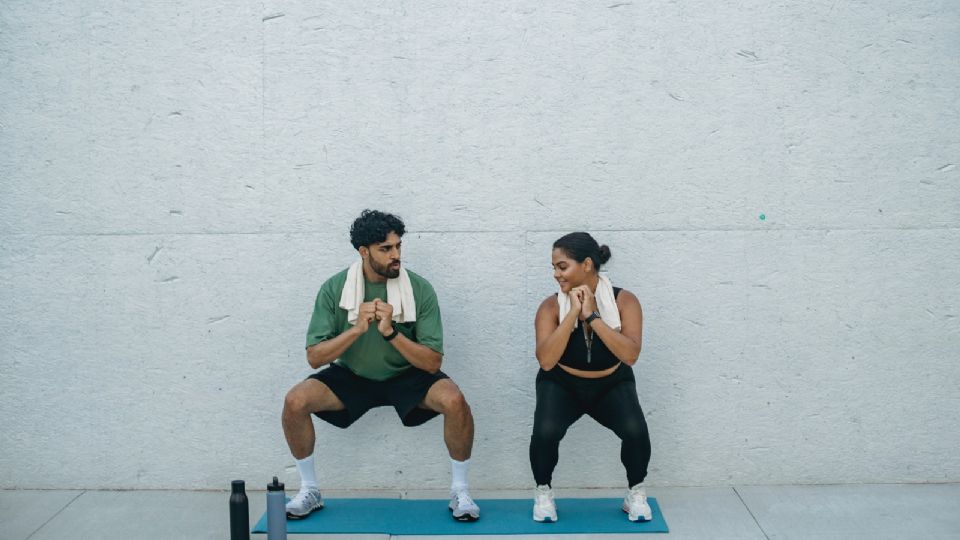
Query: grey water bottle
[{"left": 266, "top": 476, "right": 287, "bottom": 540}]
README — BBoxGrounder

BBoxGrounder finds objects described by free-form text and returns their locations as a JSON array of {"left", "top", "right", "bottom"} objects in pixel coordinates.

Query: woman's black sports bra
[{"left": 557, "top": 287, "right": 623, "bottom": 371}]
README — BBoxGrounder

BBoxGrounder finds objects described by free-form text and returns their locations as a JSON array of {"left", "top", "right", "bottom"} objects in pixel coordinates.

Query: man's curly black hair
[{"left": 349, "top": 209, "right": 406, "bottom": 249}]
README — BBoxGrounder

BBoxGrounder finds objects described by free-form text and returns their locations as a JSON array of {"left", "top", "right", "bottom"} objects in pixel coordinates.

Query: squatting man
[{"left": 281, "top": 209, "right": 480, "bottom": 521}]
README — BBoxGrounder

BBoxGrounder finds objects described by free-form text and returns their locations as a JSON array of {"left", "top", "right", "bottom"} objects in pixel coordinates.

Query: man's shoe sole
[
  {"left": 448, "top": 505, "right": 480, "bottom": 522},
  {"left": 286, "top": 505, "right": 324, "bottom": 520}
]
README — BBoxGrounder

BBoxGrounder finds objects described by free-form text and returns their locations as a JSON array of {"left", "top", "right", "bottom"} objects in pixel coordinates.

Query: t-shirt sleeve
[
  {"left": 306, "top": 282, "right": 340, "bottom": 349},
  {"left": 414, "top": 282, "right": 444, "bottom": 355}
]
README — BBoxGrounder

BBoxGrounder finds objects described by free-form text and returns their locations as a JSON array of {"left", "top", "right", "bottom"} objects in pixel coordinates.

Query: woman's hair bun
[{"left": 598, "top": 244, "right": 612, "bottom": 265}]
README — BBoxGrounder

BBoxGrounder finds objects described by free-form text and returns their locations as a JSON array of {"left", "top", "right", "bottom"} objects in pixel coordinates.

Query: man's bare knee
[
  {"left": 430, "top": 381, "right": 468, "bottom": 416},
  {"left": 286, "top": 379, "right": 345, "bottom": 415},
  {"left": 284, "top": 386, "right": 311, "bottom": 416},
  {"left": 444, "top": 390, "right": 469, "bottom": 416}
]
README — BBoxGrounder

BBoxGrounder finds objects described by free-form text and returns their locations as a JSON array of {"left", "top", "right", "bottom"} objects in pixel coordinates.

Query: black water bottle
[{"left": 230, "top": 480, "right": 250, "bottom": 540}]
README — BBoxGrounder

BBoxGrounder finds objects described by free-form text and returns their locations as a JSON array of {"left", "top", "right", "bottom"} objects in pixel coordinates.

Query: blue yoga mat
[{"left": 252, "top": 497, "right": 668, "bottom": 535}]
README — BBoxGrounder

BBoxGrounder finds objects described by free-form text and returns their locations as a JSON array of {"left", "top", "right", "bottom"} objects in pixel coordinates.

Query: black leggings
[{"left": 529, "top": 363, "right": 651, "bottom": 487}]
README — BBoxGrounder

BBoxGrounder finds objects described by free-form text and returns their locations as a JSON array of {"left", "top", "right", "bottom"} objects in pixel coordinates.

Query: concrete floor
[{"left": 2, "top": 484, "right": 958, "bottom": 539}]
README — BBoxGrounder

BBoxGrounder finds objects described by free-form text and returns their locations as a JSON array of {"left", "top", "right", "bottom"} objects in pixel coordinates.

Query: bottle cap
[
  {"left": 231, "top": 480, "right": 245, "bottom": 493},
  {"left": 267, "top": 476, "right": 284, "bottom": 491}
]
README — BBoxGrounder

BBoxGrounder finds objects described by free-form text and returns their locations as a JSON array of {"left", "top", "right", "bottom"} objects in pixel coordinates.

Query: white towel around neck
[
  {"left": 339, "top": 260, "right": 417, "bottom": 325},
  {"left": 557, "top": 274, "right": 621, "bottom": 331}
]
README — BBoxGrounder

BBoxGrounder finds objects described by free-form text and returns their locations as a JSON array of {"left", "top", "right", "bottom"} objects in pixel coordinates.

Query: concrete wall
[{"left": 1, "top": 1, "right": 958, "bottom": 489}]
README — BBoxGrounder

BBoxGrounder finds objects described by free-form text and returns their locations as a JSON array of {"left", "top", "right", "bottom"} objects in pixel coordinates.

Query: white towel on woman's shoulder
[
  {"left": 339, "top": 260, "right": 417, "bottom": 325},
  {"left": 557, "top": 273, "right": 621, "bottom": 331}
]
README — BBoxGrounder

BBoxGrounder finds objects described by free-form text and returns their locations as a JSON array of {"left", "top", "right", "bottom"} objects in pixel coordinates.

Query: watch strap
[{"left": 383, "top": 326, "right": 400, "bottom": 341}]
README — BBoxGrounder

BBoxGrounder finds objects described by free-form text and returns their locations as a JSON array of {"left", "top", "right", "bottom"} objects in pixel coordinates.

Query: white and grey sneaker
[
  {"left": 622, "top": 484, "right": 652, "bottom": 522},
  {"left": 448, "top": 489, "right": 480, "bottom": 521},
  {"left": 285, "top": 486, "right": 324, "bottom": 519},
  {"left": 532, "top": 484, "right": 557, "bottom": 522}
]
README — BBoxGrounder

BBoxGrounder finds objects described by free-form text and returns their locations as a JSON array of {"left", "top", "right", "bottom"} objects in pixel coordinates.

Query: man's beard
[{"left": 371, "top": 258, "right": 401, "bottom": 279}]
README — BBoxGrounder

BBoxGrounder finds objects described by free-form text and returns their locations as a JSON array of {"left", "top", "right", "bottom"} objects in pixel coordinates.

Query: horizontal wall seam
[{"left": 2, "top": 227, "right": 960, "bottom": 238}]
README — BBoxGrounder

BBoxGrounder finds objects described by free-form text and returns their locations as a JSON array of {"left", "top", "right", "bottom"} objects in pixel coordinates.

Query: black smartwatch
[
  {"left": 585, "top": 311, "right": 601, "bottom": 325},
  {"left": 382, "top": 325, "right": 400, "bottom": 341}
]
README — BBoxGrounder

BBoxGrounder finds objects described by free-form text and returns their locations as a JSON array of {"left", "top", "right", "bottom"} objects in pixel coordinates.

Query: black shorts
[{"left": 307, "top": 363, "right": 449, "bottom": 429}]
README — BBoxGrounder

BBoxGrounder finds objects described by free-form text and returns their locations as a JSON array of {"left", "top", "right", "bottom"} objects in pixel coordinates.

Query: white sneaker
[
  {"left": 532, "top": 484, "right": 558, "bottom": 522},
  {"left": 448, "top": 489, "right": 480, "bottom": 521},
  {"left": 622, "top": 484, "right": 652, "bottom": 522},
  {"left": 285, "top": 486, "right": 324, "bottom": 519}
]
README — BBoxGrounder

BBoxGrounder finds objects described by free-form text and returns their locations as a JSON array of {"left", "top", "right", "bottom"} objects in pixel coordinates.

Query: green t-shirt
[{"left": 305, "top": 267, "right": 444, "bottom": 381}]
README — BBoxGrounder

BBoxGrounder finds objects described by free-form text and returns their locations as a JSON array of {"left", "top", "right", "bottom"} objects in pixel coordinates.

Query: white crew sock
[
  {"left": 296, "top": 454, "right": 318, "bottom": 490},
  {"left": 450, "top": 458, "right": 470, "bottom": 493}
]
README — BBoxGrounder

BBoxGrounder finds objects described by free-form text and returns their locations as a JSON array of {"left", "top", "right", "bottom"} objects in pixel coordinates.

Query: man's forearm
[
  {"left": 387, "top": 332, "right": 443, "bottom": 373},
  {"left": 306, "top": 327, "right": 363, "bottom": 368}
]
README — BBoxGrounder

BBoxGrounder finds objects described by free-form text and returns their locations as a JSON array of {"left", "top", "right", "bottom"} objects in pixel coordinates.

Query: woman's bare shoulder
[
  {"left": 538, "top": 294, "right": 559, "bottom": 312},
  {"left": 616, "top": 288, "right": 641, "bottom": 308}
]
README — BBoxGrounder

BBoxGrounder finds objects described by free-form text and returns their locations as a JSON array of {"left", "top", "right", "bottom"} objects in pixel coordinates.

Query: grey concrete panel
[
  {"left": 736, "top": 483, "right": 960, "bottom": 540},
  {"left": 257, "top": 1, "right": 959, "bottom": 234},
  {"left": 0, "top": 490, "right": 83, "bottom": 540},
  {"left": 652, "top": 487, "right": 766, "bottom": 540},
  {"left": 26, "top": 490, "right": 389, "bottom": 540},
  {"left": 2, "top": 0, "right": 958, "bottom": 240},
  {"left": 0, "top": 2, "right": 264, "bottom": 236},
  {"left": 27, "top": 491, "right": 226, "bottom": 540},
  {"left": 261, "top": 2, "right": 532, "bottom": 234},
  {"left": 0, "top": 232, "right": 355, "bottom": 489},
  {"left": 735, "top": 230, "right": 960, "bottom": 484}
]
